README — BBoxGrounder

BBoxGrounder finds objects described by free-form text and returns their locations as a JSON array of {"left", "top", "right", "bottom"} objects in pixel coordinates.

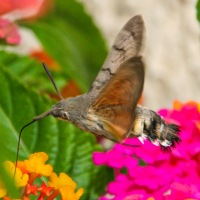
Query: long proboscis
[
  {"left": 14, "top": 109, "right": 52, "bottom": 177},
  {"left": 14, "top": 120, "right": 36, "bottom": 177},
  {"left": 14, "top": 63, "right": 64, "bottom": 176},
  {"left": 14, "top": 63, "right": 63, "bottom": 176}
]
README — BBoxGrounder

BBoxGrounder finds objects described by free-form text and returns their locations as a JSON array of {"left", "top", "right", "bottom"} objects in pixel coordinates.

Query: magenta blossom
[{"left": 93, "top": 101, "right": 200, "bottom": 200}]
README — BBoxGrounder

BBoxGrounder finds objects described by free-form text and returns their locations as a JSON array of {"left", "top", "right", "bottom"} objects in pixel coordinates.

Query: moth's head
[
  {"left": 18, "top": 62, "right": 78, "bottom": 135},
  {"left": 38, "top": 97, "right": 78, "bottom": 121},
  {"left": 32, "top": 97, "right": 76, "bottom": 122}
]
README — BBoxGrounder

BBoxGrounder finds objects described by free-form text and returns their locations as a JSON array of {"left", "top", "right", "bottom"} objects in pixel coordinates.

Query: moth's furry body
[
  {"left": 31, "top": 15, "right": 180, "bottom": 150},
  {"left": 131, "top": 106, "right": 180, "bottom": 149},
  {"left": 45, "top": 94, "right": 180, "bottom": 149}
]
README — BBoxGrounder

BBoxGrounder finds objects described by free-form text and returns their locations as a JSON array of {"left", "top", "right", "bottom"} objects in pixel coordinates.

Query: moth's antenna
[{"left": 42, "top": 63, "right": 64, "bottom": 100}]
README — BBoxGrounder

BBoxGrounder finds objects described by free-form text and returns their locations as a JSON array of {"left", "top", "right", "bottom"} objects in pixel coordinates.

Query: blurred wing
[
  {"left": 89, "top": 15, "right": 145, "bottom": 99},
  {"left": 89, "top": 57, "right": 145, "bottom": 140}
]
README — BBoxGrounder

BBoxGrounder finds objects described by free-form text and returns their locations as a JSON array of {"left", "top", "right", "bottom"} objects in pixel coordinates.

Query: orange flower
[
  {"left": 38, "top": 182, "right": 53, "bottom": 199},
  {"left": 174, "top": 100, "right": 200, "bottom": 113},
  {"left": 48, "top": 173, "right": 76, "bottom": 189},
  {"left": 1, "top": 152, "right": 82, "bottom": 200},
  {"left": 60, "top": 186, "right": 83, "bottom": 200},
  {"left": 48, "top": 173, "right": 83, "bottom": 200},
  {"left": 24, "top": 152, "right": 53, "bottom": 177},
  {"left": 30, "top": 50, "right": 59, "bottom": 71},
  {"left": 147, "top": 198, "right": 155, "bottom": 200},
  {"left": 26, "top": 184, "right": 38, "bottom": 195},
  {"left": 173, "top": 100, "right": 183, "bottom": 110},
  {"left": 4, "top": 161, "right": 28, "bottom": 187},
  {"left": 198, "top": 103, "right": 200, "bottom": 113},
  {"left": 16, "top": 161, "right": 28, "bottom": 174},
  {"left": 0, "top": 181, "right": 7, "bottom": 198}
]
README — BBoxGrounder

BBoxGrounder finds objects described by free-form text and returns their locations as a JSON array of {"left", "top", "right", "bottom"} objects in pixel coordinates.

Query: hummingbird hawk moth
[{"left": 16, "top": 15, "right": 180, "bottom": 167}]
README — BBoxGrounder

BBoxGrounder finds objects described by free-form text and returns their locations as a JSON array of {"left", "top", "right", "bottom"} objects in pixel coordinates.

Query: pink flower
[
  {"left": 0, "top": 17, "right": 20, "bottom": 44},
  {"left": 93, "top": 101, "right": 200, "bottom": 200},
  {"left": 0, "top": 0, "right": 45, "bottom": 19},
  {"left": 93, "top": 140, "right": 139, "bottom": 169},
  {"left": 165, "top": 182, "right": 200, "bottom": 200},
  {"left": 133, "top": 140, "right": 170, "bottom": 165},
  {"left": 0, "top": 0, "right": 47, "bottom": 45}
]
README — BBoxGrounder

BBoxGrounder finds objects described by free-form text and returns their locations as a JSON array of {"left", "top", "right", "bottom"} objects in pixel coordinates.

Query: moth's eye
[{"left": 62, "top": 112, "right": 68, "bottom": 119}]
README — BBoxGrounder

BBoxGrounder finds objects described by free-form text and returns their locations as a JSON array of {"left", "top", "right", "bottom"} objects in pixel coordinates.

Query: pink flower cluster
[
  {"left": 93, "top": 101, "right": 200, "bottom": 200},
  {"left": 0, "top": 17, "right": 20, "bottom": 45},
  {"left": 0, "top": 0, "right": 45, "bottom": 45}
]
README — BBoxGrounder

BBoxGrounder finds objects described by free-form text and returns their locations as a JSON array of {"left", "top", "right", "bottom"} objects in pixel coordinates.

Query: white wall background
[{"left": 80, "top": 0, "right": 200, "bottom": 110}]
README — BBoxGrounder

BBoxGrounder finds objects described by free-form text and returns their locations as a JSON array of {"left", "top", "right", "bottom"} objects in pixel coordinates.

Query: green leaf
[
  {"left": 20, "top": 0, "right": 107, "bottom": 92},
  {"left": 0, "top": 50, "right": 68, "bottom": 94},
  {"left": 197, "top": 0, "right": 200, "bottom": 22},
  {"left": 0, "top": 63, "right": 112, "bottom": 199},
  {"left": 0, "top": 108, "right": 19, "bottom": 198}
]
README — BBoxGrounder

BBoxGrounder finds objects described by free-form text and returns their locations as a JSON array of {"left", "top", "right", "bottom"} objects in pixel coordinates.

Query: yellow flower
[
  {"left": 16, "top": 161, "right": 28, "bottom": 174},
  {"left": 24, "top": 152, "right": 53, "bottom": 177},
  {"left": 0, "top": 181, "right": 7, "bottom": 198},
  {"left": 48, "top": 173, "right": 76, "bottom": 189},
  {"left": 48, "top": 172, "right": 84, "bottom": 200},
  {"left": 4, "top": 161, "right": 28, "bottom": 187},
  {"left": 60, "top": 186, "right": 84, "bottom": 200}
]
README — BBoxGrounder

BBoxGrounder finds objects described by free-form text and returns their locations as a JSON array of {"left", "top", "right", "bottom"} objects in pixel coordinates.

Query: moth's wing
[
  {"left": 89, "top": 15, "right": 145, "bottom": 98},
  {"left": 89, "top": 57, "right": 145, "bottom": 141}
]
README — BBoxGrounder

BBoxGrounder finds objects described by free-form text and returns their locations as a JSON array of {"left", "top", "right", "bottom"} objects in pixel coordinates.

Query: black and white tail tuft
[{"left": 131, "top": 106, "right": 181, "bottom": 151}]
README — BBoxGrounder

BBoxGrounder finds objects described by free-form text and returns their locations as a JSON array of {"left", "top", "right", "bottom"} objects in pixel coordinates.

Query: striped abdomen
[{"left": 130, "top": 106, "right": 181, "bottom": 150}]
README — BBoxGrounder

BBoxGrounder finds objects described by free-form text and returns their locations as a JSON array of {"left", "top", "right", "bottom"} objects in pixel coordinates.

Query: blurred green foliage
[
  {"left": 0, "top": 0, "right": 113, "bottom": 199},
  {"left": 197, "top": 0, "right": 200, "bottom": 22},
  {"left": 21, "top": 0, "right": 107, "bottom": 92}
]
